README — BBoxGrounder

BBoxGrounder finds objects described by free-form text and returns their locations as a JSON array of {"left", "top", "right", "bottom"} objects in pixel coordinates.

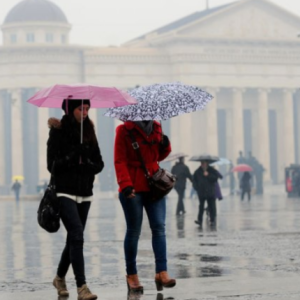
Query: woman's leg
[
  {"left": 119, "top": 192, "right": 144, "bottom": 275},
  {"left": 197, "top": 196, "right": 205, "bottom": 225},
  {"left": 144, "top": 196, "right": 167, "bottom": 273},
  {"left": 207, "top": 198, "right": 216, "bottom": 223},
  {"left": 241, "top": 190, "right": 245, "bottom": 200},
  {"left": 57, "top": 200, "right": 91, "bottom": 279},
  {"left": 57, "top": 197, "right": 90, "bottom": 287}
]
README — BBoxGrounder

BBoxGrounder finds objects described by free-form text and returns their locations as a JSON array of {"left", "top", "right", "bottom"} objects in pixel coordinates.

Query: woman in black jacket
[
  {"left": 47, "top": 99, "right": 104, "bottom": 300},
  {"left": 192, "top": 160, "right": 218, "bottom": 228}
]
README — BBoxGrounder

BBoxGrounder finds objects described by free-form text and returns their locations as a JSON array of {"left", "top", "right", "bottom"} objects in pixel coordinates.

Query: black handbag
[
  {"left": 37, "top": 163, "right": 60, "bottom": 233},
  {"left": 128, "top": 130, "right": 176, "bottom": 201}
]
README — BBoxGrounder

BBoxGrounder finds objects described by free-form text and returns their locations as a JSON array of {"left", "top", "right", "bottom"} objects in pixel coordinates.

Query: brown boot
[
  {"left": 155, "top": 271, "right": 176, "bottom": 291},
  {"left": 126, "top": 274, "right": 144, "bottom": 292},
  {"left": 77, "top": 284, "right": 97, "bottom": 300},
  {"left": 53, "top": 275, "right": 69, "bottom": 297}
]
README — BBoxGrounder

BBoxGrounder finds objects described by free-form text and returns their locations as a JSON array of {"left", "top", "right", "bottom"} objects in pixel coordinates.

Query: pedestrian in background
[
  {"left": 47, "top": 99, "right": 104, "bottom": 300},
  {"left": 171, "top": 156, "right": 193, "bottom": 216},
  {"left": 240, "top": 171, "right": 252, "bottom": 201},
  {"left": 193, "top": 160, "right": 218, "bottom": 228},
  {"left": 11, "top": 180, "right": 21, "bottom": 202},
  {"left": 114, "top": 120, "right": 176, "bottom": 293}
]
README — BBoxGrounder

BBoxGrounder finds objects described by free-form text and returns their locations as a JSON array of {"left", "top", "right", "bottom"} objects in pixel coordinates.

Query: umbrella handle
[
  {"left": 160, "top": 121, "right": 164, "bottom": 143},
  {"left": 81, "top": 99, "right": 83, "bottom": 144}
]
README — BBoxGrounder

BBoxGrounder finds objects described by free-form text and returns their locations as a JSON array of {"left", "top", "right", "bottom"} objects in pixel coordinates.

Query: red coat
[{"left": 114, "top": 121, "right": 171, "bottom": 192}]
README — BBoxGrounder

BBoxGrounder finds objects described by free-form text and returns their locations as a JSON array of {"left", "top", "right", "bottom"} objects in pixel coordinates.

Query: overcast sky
[{"left": 0, "top": 0, "right": 299, "bottom": 46}]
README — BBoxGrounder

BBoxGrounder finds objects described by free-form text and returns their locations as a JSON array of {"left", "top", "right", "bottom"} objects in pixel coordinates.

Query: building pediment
[
  {"left": 178, "top": 0, "right": 300, "bottom": 41},
  {"left": 125, "top": 0, "right": 300, "bottom": 47}
]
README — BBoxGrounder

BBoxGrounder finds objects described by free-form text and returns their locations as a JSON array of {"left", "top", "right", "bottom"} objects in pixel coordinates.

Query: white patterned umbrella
[
  {"left": 104, "top": 82, "right": 213, "bottom": 121},
  {"left": 210, "top": 157, "right": 231, "bottom": 166},
  {"left": 162, "top": 152, "right": 188, "bottom": 163}
]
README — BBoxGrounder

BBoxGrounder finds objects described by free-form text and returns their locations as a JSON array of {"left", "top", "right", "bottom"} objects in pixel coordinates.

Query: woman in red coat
[{"left": 114, "top": 120, "right": 176, "bottom": 292}]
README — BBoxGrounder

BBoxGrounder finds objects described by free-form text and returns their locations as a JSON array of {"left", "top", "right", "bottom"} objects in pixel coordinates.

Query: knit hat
[{"left": 62, "top": 99, "right": 91, "bottom": 114}]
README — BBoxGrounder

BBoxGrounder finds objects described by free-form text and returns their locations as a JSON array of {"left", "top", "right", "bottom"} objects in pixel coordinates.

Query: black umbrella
[{"left": 189, "top": 155, "right": 219, "bottom": 163}]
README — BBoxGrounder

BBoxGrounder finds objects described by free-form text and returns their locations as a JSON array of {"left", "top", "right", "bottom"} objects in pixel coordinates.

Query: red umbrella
[{"left": 231, "top": 164, "right": 253, "bottom": 172}]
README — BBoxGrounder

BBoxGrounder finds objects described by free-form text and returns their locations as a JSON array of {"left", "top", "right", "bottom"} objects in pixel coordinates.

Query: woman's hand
[
  {"left": 161, "top": 135, "right": 170, "bottom": 147},
  {"left": 122, "top": 186, "right": 136, "bottom": 198}
]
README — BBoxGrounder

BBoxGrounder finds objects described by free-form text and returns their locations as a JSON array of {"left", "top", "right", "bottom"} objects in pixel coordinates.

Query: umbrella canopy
[
  {"left": 190, "top": 155, "right": 219, "bottom": 163},
  {"left": 104, "top": 82, "right": 213, "bottom": 121},
  {"left": 27, "top": 83, "right": 137, "bottom": 108},
  {"left": 162, "top": 152, "right": 188, "bottom": 163},
  {"left": 231, "top": 164, "right": 253, "bottom": 172},
  {"left": 12, "top": 175, "right": 24, "bottom": 181},
  {"left": 210, "top": 157, "right": 231, "bottom": 166},
  {"left": 27, "top": 83, "right": 137, "bottom": 143}
]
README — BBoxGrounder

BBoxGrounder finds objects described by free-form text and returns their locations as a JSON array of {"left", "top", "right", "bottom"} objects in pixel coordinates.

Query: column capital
[
  {"left": 7, "top": 88, "right": 22, "bottom": 100},
  {"left": 205, "top": 87, "right": 220, "bottom": 95},
  {"left": 232, "top": 87, "right": 246, "bottom": 94},
  {"left": 258, "top": 88, "right": 271, "bottom": 94},
  {"left": 283, "top": 88, "right": 296, "bottom": 95}
]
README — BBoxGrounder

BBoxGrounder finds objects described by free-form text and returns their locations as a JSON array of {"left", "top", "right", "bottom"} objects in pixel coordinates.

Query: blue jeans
[{"left": 119, "top": 192, "right": 167, "bottom": 274}]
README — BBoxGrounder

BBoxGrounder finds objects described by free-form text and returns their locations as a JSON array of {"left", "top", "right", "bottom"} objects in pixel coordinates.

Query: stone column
[
  {"left": 232, "top": 88, "right": 244, "bottom": 161},
  {"left": 38, "top": 107, "right": 49, "bottom": 182},
  {"left": 10, "top": 89, "right": 24, "bottom": 181},
  {"left": 0, "top": 93, "right": 6, "bottom": 188},
  {"left": 257, "top": 89, "right": 271, "bottom": 181},
  {"left": 283, "top": 89, "right": 295, "bottom": 166},
  {"left": 205, "top": 88, "right": 219, "bottom": 155},
  {"left": 179, "top": 113, "right": 193, "bottom": 155}
]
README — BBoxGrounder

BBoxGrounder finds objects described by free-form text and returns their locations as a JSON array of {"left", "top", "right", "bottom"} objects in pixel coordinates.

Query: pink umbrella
[
  {"left": 27, "top": 83, "right": 137, "bottom": 108},
  {"left": 27, "top": 83, "right": 137, "bottom": 143},
  {"left": 231, "top": 164, "right": 253, "bottom": 172}
]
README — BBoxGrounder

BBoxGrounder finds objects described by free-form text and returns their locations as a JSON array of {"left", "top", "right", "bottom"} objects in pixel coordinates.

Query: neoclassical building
[{"left": 0, "top": 0, "right": 300, "bottom": 194}]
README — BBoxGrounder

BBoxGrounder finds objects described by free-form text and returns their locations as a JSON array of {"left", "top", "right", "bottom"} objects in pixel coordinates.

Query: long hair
[{"left": 61, "top": 114, "right": 97, "bottom": 146}]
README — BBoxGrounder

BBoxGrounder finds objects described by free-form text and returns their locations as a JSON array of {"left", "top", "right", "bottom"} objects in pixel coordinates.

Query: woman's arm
[
  {"left": 158, "top": 135, "right": 172, "bottom": 161},
  {"left": 47, "top": 129, "right": 78, "bottom": 174},
  {"left": 206, "top": 169, "right": 219, "bottom": 183},
  {"left": 85, "top": 141, "right": 104, "bottom": 175},
  {"left": 114, "top": 126, "right": 134, "bottom": 191}
]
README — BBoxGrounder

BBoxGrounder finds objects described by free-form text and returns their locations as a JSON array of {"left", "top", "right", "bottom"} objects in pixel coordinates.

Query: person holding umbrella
[
  {"left": 48, "top": 99, "right": 104, "bottom": 300},
  {"left": 171, "top": 156, "right": 193, "bottom": 216},
  {"left": 192, "top": 156, "right": 219, "bottom": 228},
  {"left": 11, "top": 179, "right": 21, "bottom": 202},
  {"left": 114, "top": 120, "right": 176, "bottom": 293},
  {"left": 105, "top": 82, "right": 213, "bottom": 292}
]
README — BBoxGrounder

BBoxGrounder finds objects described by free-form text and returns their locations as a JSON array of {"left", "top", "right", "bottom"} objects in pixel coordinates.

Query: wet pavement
[{"left": 1, "top": 185, "right": 300, "bottom": 299}]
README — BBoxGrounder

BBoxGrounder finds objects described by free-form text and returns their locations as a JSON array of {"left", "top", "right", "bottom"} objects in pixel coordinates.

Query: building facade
[{"left": 0, "top": 0, "right": 300, "bottom": 194}]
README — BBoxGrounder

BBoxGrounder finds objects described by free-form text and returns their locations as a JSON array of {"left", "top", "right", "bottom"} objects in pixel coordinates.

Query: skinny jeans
[
  {"left": 56, "top": 197, "right": 91, "bottom": 287},
  {"left": 119, "top": 192, "right": 167, "bottom": 274}
]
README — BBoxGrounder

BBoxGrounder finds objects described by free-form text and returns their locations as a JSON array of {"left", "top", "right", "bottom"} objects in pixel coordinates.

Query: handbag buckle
[{"left": 132, "top": 142, "right": 139, "bottom": 149}]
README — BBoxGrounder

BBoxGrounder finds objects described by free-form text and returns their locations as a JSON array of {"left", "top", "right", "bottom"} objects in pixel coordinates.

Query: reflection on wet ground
[
  {"left": 127, "top": 291, "right": 175, "bottom": 300},
  {"left": 1, "top": 187, "right": 300, "bottom": 296}
]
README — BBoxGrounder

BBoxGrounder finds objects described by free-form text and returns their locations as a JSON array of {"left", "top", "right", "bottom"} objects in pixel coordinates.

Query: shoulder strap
[
  {"left": 127, "top": 130, "right": 150, "bottom": 179},
  {"left": 50, "top": 161, "right": 56, "bottom": 187}
]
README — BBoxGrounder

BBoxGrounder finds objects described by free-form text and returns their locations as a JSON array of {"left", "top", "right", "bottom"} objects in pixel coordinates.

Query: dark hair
[
  {"left": 61, "top": 114, "right": 97, "bottom": 146},
  {"left": 62, "top": 99, "right": 91, "bottom": 114}
]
